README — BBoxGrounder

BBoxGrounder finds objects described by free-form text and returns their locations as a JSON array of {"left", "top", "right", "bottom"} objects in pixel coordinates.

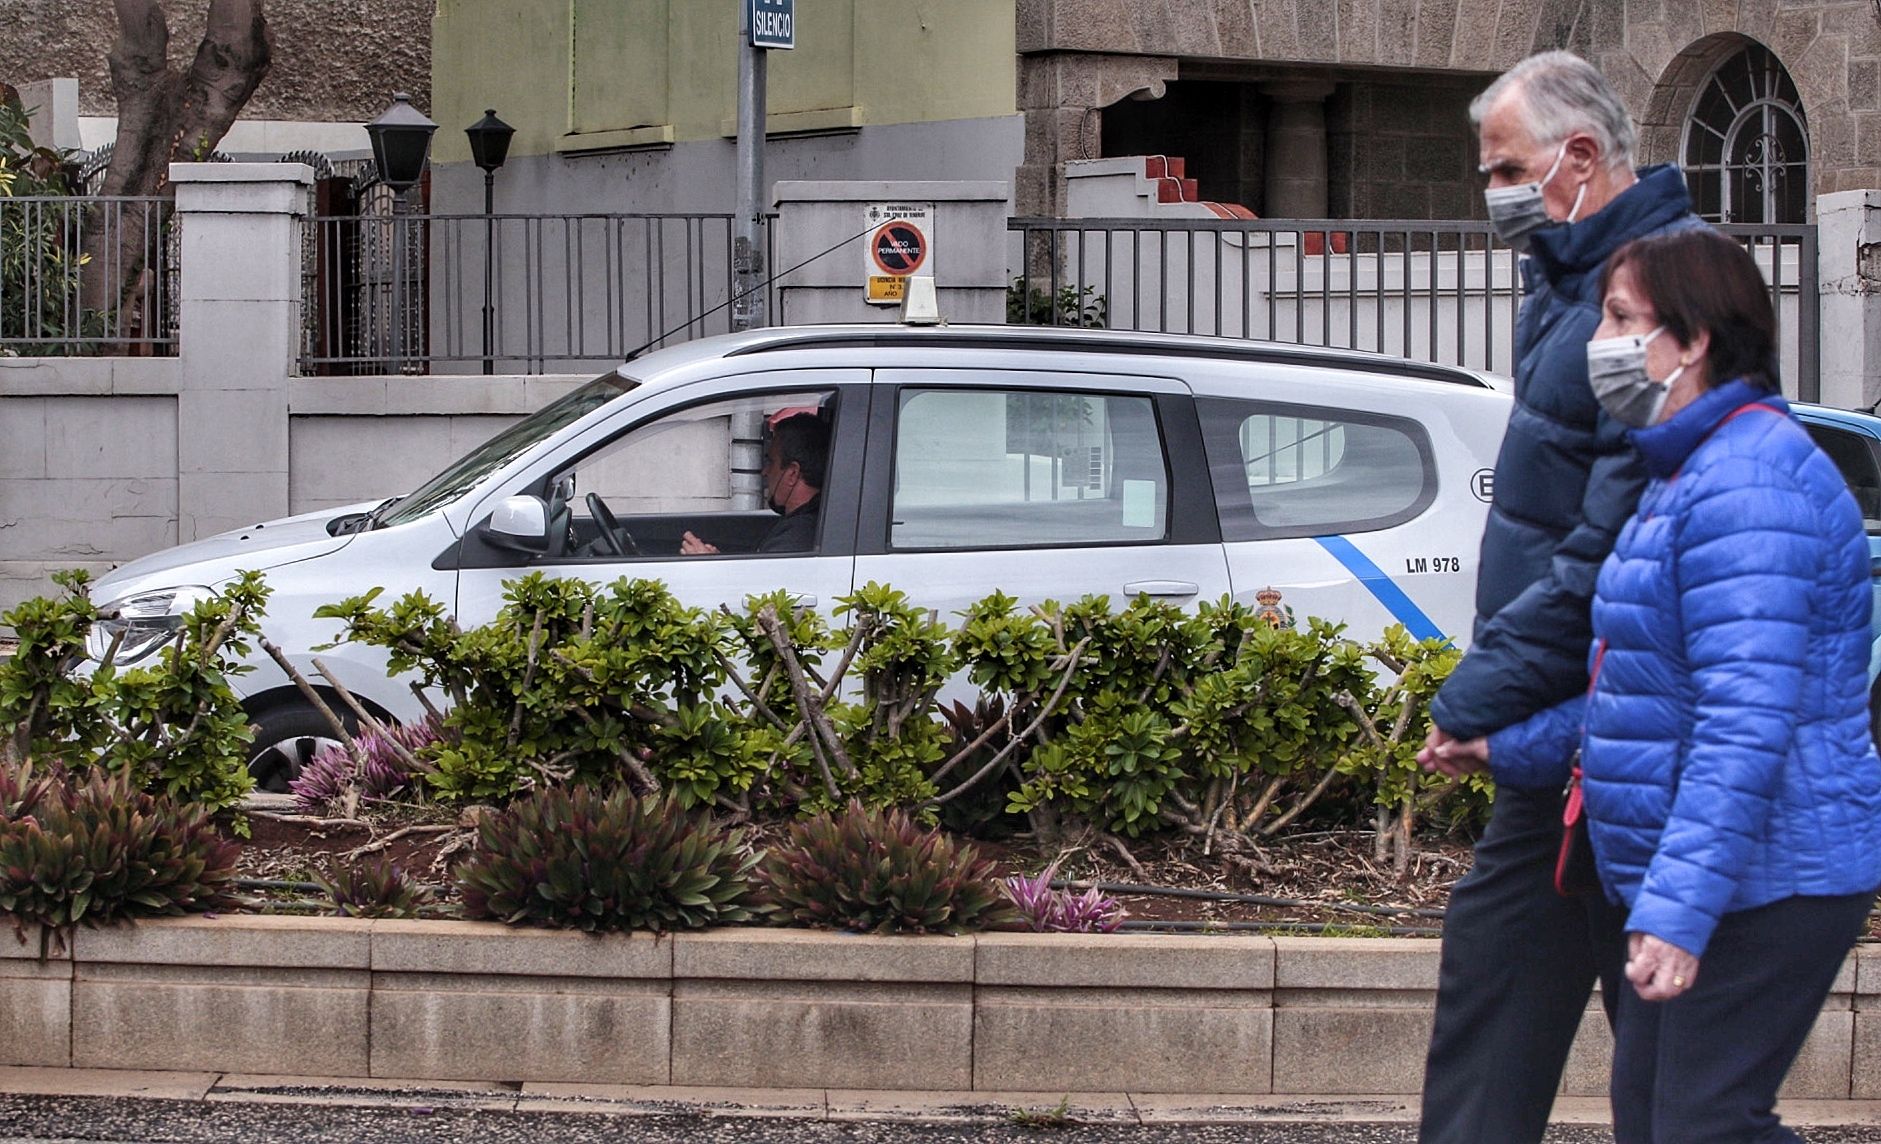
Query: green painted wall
[{"left": 432, "top": 0, "right": 1017, "bottom": 164}]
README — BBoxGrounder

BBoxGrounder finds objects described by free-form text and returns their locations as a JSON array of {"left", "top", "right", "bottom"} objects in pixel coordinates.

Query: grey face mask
[
  {"left": 1586, "top": 326, "right": 1686, "bottom": 428},
  {"left": 1483, "top": 142, "right": 1584, "bottom": 252}
]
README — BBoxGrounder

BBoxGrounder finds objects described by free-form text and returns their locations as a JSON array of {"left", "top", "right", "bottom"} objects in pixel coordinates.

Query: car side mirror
[{"left": 481, "top": 494, "right": 550, "bottom": 553}]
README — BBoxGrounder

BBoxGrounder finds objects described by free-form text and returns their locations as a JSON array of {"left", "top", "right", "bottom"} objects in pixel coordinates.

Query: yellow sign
[{"left": 866, "top": 275, "right": 907, "bottom": 304}]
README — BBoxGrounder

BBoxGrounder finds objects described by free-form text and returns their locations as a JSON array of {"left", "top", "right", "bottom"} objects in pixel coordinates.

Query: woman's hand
[{"left": 1626, "top": 931, "right": 1699, "bottom": 1001}]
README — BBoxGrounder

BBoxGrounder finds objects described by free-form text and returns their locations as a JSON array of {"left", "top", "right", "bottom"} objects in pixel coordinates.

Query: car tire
[{"left": 247, "top": 702, "right": 354, "bottom": 794}]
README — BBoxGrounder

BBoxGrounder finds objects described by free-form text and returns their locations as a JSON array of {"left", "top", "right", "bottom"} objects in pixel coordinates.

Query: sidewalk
[{"left": 5, "top": 1068, "right": 1881, "bottom": 1129}]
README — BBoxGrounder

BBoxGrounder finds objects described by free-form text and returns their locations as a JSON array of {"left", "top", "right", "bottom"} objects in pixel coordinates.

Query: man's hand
[
  {"left": 1418, "top": 725, "right": 1489, "bottom": 777},
  {"left": 679, "top": 531, "right": 719, "bottom": 556},
  {"left": 1626, "top": 931, "right": 1699, "bottom": 1002}
]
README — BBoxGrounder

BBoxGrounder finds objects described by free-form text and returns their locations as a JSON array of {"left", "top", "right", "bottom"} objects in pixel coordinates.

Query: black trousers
[
  {"left": 1610, "top": 890, "right": 1874, "bottom": 1143},
  {"left": 1418, "top": 783, "right": 1630, "bottom": 1144}
]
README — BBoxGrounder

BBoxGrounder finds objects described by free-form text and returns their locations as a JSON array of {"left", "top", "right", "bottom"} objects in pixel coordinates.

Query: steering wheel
[{"left": 585, "top": 492, "right": 638, "bottom": 556}]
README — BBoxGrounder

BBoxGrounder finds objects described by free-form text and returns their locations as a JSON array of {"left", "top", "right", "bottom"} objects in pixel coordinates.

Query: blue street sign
[{"left": 749, "top": 0, "right": 795, "bottom": 49}]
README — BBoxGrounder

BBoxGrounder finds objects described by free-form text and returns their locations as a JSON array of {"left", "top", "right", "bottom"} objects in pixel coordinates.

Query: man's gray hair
[{"left": 1470, "top": 51, "right": 1636, "bottom": 171}]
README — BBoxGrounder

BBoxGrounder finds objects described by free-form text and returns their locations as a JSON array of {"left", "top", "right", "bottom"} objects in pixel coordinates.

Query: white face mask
[
  {"left": 1585, "top": 325, "right": 1687, "bottom": 428},
  {"left": 1483, "top": 142, "right": 1587, "bottom": 252}
]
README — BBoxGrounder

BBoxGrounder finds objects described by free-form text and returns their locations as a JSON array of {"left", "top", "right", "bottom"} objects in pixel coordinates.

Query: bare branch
[
  {"left": 258, "top": 638, "right": 355, "bottom": 747},
  {"left": 927, "top": 638, "right": 1088, "bottom": 808}
]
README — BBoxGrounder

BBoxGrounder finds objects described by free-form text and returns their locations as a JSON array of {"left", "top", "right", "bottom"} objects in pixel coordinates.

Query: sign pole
[{"left": 732, "top": 1, "right": 768, "bottom": 332}]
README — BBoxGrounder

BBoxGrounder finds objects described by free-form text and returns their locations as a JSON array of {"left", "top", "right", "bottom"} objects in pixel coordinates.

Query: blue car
[{"left": 1793, "top": 403, "right": 1881, "bottom": 742}]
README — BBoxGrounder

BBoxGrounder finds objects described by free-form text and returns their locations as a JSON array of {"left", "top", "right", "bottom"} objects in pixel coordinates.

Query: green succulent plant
[
  {"left": 0, "top": 763, "right": 241, "bottom": 945},
  {"left": 454, "top": 785, "right": 757, "bottom": 932},
  {"left": 756, "top": 800, "right": 1015, "bottom": 934},
  {"left": 315, "top": 854, "right": 434, "bottom": 919}
]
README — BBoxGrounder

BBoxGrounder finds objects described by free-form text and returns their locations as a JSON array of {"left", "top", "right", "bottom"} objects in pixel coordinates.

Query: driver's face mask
[
  {"left": 1586, "top": 325, "right": 1686, "bottom": 428},
  {"left": 761, "top": 442, "right": 793, "bottom": 514},
  {"left": 1484, "top": 141, "right": 1586, "bottom": 252}
]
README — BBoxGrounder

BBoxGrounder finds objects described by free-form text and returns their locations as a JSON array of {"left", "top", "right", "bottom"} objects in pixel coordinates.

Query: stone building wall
[
  {"left": 1018, "top": 0, "right": 1881, "bottom": 217},
  {"left": 1330, "top": 77, "right": 1489, "bottom": 221},
  {"left": 0, "top": 0, "right": 431, "bottom": 122}
]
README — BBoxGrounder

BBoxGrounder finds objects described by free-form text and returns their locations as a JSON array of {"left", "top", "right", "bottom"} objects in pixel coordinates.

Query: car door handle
[
  {"left": 1123, "top": 580, "right": 1199, "bottom": 597},
  {"left": 1871, "top": 557, "right": 1881, "bottom": 579}
]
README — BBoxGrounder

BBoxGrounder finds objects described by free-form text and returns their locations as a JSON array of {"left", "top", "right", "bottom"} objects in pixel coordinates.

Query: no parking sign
[{"left": 863, "top": 202, "right": 933, "bottom": 305}]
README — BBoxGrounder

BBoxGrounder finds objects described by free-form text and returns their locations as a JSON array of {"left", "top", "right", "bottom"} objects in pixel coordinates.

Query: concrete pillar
[
  {"left": 1261, "top": 81, "right": 1336, "bottom": 220},
  {"left": 771, "top": 181, "right": 1011, "bottom": 325},
  {"left": 1816, "top": 190, "right": 1881, "bottom": 410},
  {"left": 17, "top": 79, "right": 81, "bottom": 152},
  {"left": 171, "top": 162, "right": 313, "bottom": 541}
]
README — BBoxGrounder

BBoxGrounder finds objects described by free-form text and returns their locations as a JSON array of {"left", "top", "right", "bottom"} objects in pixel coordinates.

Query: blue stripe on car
[{"left": 1312, "top": 535, "right": 1447, "bottom": 643}]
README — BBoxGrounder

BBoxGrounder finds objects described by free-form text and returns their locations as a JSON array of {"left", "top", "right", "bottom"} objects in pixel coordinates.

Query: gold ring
[{"left": 1672, "top": 975, "right": 1687, "bottom": 988}]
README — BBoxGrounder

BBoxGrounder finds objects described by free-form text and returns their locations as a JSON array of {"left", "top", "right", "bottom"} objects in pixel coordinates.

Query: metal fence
[
  {"left": 1009, "top": 217, "right": 1821, "bottom": 401},
  {"left": 0, "top": 195, "right": 179, "bottom": 355},
  {"left": 301, "top": 209, "right": 772, "bottom": 376}
]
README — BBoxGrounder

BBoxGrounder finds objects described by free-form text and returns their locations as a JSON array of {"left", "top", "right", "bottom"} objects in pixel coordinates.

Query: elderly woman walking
[{"left": 1426, "top": 227, "right": 1881, "bottom": 1142}]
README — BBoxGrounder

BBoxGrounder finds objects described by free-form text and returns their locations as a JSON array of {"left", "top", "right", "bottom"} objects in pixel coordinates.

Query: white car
[{"left": 89, "top": 324, "right": 1510, "bottom": 788}]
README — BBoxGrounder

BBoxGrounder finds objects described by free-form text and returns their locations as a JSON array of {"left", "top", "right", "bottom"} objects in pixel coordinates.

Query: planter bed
[{"left": 3, "top": 916, "right": 1873, "bottom": 1098}]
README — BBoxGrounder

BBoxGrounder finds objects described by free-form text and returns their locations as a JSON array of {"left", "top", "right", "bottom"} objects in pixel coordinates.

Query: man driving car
[{"left": 680, "top": 411, "right": 826, "bottom": 555}]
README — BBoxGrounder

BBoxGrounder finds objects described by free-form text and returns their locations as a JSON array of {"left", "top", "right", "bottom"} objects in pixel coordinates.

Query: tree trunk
[{"left": 82, "top": 0, "right": 272, "bottom": 325}]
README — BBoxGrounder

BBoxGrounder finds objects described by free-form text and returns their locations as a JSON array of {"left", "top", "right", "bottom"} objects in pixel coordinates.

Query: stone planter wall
[{"left": 1, "top": 916, "right": 1871, "bottom": 1095}]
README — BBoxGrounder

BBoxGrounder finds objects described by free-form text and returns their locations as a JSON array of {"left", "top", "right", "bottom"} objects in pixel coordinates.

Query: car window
[
  {"left": 552, "top": 389, "right": 836, "bottom": 558},
  {"left": 890, "top": 389, "right": 1168, "bottom": 550},
  {"left": 378, "top": 370, "right": 639, "bottom": 528},
  {"left": 1197, "top": 397, "right": 1435, "bottom": 540},
  {"left": 1805, "top": 423, "right": 1881, "bottom": 532}
]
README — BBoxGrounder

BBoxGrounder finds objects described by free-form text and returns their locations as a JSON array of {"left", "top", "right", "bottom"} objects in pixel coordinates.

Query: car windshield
[{"left": 374, "top": 371, "right": 640, "bottom": 528}]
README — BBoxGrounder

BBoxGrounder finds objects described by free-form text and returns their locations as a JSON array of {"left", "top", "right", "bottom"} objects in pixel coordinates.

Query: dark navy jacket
[
  {"left": 1429, "top": 164, "right": 1704, "bottom": 739},
  {"left": 1488, "top": 381, "right": 1881, "bottom": 956}
]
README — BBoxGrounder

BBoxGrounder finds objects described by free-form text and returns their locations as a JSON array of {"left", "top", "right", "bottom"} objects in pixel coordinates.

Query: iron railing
[
  {"left": 1009, "top": 217, "right": 1821, "bottom": 401},
  {"left": 300, "top": 210, "right": 773, "bottom": 376},
  {"left": 0, "top": 195, "right": 179, "bottom": 355}
]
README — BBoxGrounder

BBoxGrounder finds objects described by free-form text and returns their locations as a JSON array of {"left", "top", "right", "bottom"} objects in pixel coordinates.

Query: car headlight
[{"left": 90, "top": 586, "right": 213, "bottom": 665}]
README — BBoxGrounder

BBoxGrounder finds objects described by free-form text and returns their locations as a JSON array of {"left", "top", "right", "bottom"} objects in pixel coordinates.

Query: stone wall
[
  {"left": 1016, "top": 0, "right": 1881, "bottom": 217},
  {"left": 1330, "top": 77, "right": 1488, "bottom": 222},
  {"left": 5, "top": 917, "right": 1876, "bottom": 1100},
  {"left": 0, "top": 0, "right": 430, "bottom": 122}
]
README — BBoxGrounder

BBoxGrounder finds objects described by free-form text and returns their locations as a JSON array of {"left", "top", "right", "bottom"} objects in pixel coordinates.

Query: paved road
[{"left": 5, "top": 1095, "right": 1881, "bottom": 1144}]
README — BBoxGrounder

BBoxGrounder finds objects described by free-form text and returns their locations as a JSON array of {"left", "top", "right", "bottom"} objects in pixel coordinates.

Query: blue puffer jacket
[
  {"left": 1431, "top": 165, "right": 1703, "bottom": 739},
  {"left": 1489, "top": 379, "right": 1881, "bottom": 957}
]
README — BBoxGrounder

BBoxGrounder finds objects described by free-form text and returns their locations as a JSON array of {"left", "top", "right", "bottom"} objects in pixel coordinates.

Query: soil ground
[
  {"left": 230, "top": 804, "right": 1472, "bottom": 931},
  {"left": 229, "top": 803, "right": 1881, "bottom": 940}
]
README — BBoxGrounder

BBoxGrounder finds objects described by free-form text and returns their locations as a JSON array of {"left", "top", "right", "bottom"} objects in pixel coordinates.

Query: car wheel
[{"left": 247, "top": 703, "right": 353, "bottom": 794}]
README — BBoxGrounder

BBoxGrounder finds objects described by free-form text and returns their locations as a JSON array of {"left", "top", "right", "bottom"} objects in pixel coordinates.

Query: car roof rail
[{"left": 721, "top": 326, "right": 1496, "bottom": 388}]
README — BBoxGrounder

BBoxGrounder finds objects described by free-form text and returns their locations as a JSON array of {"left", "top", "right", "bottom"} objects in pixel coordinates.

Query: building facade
[{"left": 426, "top": 0, "right": 1876, "bottom": 225}]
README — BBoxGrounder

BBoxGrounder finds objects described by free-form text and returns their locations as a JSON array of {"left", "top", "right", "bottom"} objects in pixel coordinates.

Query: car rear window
[
  {"left": 1198, "top": 397, "right": 1435, "bottom": 540},
  {"left": 890, "top": 389, "right": 1169, "bottom": 550}
]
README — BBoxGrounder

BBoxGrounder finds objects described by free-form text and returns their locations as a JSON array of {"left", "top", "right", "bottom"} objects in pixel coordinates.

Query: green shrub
[
  {"left": 0, "top": 569, "right": 265, "bottom": 815},
  {"left": 1006, "top": 278, "right": 1107, "bottom": 328},
  {"left": 755, "top": 800, "right": 1014, "bottom": 934},
  {"left": 317, "top": 575, "right": 1486, "bottom": 858},
  {"left": 455, "top": 785, "right": 757, "bottom": 932},
  {"left": 316, "top": 854, "right": 433, "bottom": 919},
  {"left": 0, "top": 763, "right": 241, "bottom": 943}
]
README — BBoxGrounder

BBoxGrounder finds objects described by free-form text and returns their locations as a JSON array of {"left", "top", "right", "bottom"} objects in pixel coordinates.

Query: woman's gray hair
[{"left": 1470, "top": 51, "right": 1636, "bottom": 172}]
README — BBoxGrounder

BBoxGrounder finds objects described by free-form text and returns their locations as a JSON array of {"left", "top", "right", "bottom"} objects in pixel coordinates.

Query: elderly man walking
[{"left": 1416, "top": 51, "right": 1705, "bottom": 1144}]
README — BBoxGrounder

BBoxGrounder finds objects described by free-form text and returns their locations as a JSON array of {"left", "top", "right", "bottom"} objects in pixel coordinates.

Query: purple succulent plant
[
  {"left": 1001, "top": 863, "right": 1127, "bottom": 933},
  {"left": 288, "top": 714, "right": 441, "bottom": 814}
]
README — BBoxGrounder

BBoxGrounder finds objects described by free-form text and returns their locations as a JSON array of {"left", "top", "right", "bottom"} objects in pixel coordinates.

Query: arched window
[{"left": 1682, "top": 43, "right": 1809, "bottom": 223}]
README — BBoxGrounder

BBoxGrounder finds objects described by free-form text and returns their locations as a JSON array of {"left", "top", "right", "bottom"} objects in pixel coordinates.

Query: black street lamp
[
  {"left": 364, "top": 93, "right": 437, "bottom": 372},
  {"left": 466, "top": 109, "right": 514, "bottom": 375},
  {"left": 366, "top": 92, "right": 438, "bottom": 193}
]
